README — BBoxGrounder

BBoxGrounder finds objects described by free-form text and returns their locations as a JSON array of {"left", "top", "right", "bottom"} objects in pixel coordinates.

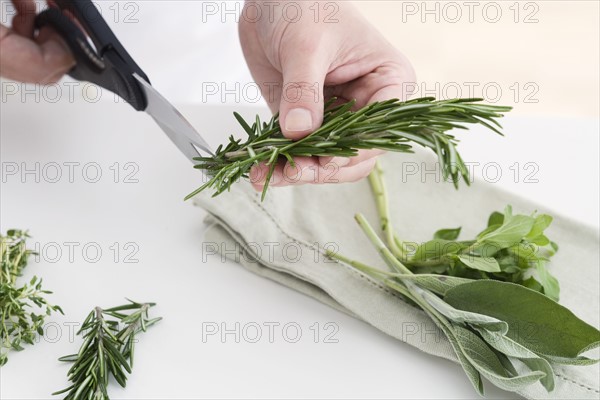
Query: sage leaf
[
  {"left": 412, "top": 239, "right": 464, "bottom": 262},
  {"left": 525, "top": 215, "right": 553, "bottom": 241},
  {"left": 477, "top": 212, "right": 535, "bottom": 249},
  {"left": 444, "top": 281, "right": 600, "bottom": 359},
  {"left": 487, "top": 211, "right": 504, "bottom": 227},
  {"left": 452, "top": 324, "right": 546, "bottom": 392},
  {"left": 390, "top": 274, "right": 473, "bottom": 296},
  {"left": 407, "top": 282, "right": 508, "bottom": 333},
  {"left": 458, "top": 254, "right": 501, "bottom": 273},
  {"left": 434, "top": 227, "right": 462, "bottom": 241},
  {"left": 475, "top": 327, "right": 555, "bottom": 391},
  {"left": 420, "top": 304, "right": 484, "bottom": 395},
  {"left": 542, "top": 354, "right": 600, "bottom": 366},
  {"left": 535, "top": 263, "right": 560, "bottom": 302},
  {"left": 521, "top": 277, "right": 544, "bottom": 292}
]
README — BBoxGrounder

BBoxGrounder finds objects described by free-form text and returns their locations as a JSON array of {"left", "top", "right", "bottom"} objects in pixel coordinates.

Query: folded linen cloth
[{"left": 193, "top": 152, "right": 600, "bottom": 399}]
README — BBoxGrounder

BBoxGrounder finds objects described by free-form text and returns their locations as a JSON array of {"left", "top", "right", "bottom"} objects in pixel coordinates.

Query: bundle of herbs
[
  {"left": 328, "top": 163, "right": 600, "bottom": 396},
  {"left": 53, "top": 300, "right": 161, "bottom": 399},
  {"left": 0, "top": 230, "right": 62, "bottom": 366},
  {"left": 1, "top": 230, "right": 159, "bottom": 399},
  {"left": 368, "top": 162, "right": 561, "bottom": 301},
  {"left": 188, "top": 97, "right": 512, "bottom": 200}
]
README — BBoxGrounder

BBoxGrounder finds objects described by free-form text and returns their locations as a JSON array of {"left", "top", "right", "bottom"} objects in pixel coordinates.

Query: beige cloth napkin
[{"left": 193, "top": 152, "right": 600, "bottom": 399}]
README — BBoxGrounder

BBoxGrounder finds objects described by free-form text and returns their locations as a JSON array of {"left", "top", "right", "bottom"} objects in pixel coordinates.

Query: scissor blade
[{"left": 133, "top": 73, "right": 214, "bottom": 161}]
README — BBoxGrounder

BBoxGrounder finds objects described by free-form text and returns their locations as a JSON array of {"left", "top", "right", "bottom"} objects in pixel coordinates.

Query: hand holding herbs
[
  {"left": 1, "top": 229, "right": 62, "bottom": 366},
  {"left": 188, "top": 97, "right": 511, "bottom": 200},
  {"left": 328, "top": 164, "right": 600, "bottom": 396},
  {"left": 53, "top": 300, "right": 161, "bottom": 400}
]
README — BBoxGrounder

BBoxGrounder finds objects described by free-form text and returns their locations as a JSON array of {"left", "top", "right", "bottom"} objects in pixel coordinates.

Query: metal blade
[{"left": 133, "top": 73, "right": 214, "bottom": 162}]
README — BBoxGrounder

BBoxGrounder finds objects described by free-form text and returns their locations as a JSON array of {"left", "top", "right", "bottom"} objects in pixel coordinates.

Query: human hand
[
  {"left": 0, "top": 0, "right": 73, "bottom": 83},
  {"left": 239, "top": 1, "right": 415, "bottom": 190}
]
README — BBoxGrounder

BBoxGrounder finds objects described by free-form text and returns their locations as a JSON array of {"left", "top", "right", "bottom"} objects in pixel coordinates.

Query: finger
[
  {"left": 283, "top": 157, "right": 376, "bottom": 185},
  {"left": 251, "top": 154, "right": 377, "bottom": 190},
  {"left": 251, "top": 156, "right": 316, "bottom": 189},
  {"left": 0, "top": 25, "right": 74, "bottom": 83},
  {"left": 281, "top": 156, "right": 320, "bottom": 184},
  {"left": 282, "top": 156, "right": 375, "bottom": 185},
  {"left": 249, "top": 160, "right": 285, "bottom": 188},
  {"left": 333, "top": 158, "right": 377, "bottom": 183},
  {"left": 339, "top": 59, "right": 416, "bottom": 107},
  {"left": 11, "top": 0, "right": 36, "bottom": 37},
  {"left": 319, "top": 149, "right": 385, "bottom": 168},
  {"left": 238, "top": 17, "right": 282, "bottom": 114},
  {"left": 278, "top": 39, "right": 331, "bottom": 140}
]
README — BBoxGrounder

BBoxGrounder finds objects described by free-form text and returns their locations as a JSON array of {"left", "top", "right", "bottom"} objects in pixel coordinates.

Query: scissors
[{"left": 34, "top": 0, "right": 214, "bottom": 161}]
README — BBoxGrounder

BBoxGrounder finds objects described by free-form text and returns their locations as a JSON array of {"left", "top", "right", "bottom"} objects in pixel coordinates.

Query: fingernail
[
  {"left": 330, "top": 157, "right": 350, "bottom": 167},
  {"left": 285, "top": 108, "right": 313, "bottom": 132}
]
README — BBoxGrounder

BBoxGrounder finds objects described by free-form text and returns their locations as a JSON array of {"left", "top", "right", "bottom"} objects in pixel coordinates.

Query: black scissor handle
[{"left": 35, "top": 1, "right": 149, "bottom": 111}]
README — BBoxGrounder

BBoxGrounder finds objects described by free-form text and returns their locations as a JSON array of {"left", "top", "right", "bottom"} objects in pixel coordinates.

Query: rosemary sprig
[
  {"left": 1, "top": 229, "right": 63, "bottom": 366},
  {"left": 53, "top": 300, "right": 161, "bottom": 399},
  {"left": 188, "top": 97, "right": 512, "bottom": 200}
]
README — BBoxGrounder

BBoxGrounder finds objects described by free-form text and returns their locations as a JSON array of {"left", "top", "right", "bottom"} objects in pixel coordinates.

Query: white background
[{"left": 1, "top": 0, "right": 599, "bottom": 399}]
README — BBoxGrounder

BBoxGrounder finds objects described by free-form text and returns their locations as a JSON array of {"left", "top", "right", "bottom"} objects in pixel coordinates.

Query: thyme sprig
[
  {"left": 188, "top": 97, "right": 512, "bottom": 200},
  {"left": 53, "top": 300, "right": 161, "bottom": 399},
  {"left": 1, "top": 229, "right": 63, "bottom": 366}
]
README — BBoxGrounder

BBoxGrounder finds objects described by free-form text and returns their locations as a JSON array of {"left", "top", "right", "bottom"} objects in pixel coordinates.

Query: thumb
[{"left": 278, "top": 49, "right": 329, "bottom": 140}]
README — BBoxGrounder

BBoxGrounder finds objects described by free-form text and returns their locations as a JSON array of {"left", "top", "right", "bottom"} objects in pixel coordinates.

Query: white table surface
[{"left": 0, "top": 95, "right": 598, "bottom": 399}]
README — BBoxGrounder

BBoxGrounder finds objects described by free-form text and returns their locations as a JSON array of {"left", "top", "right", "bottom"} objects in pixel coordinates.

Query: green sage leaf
[
  {"left": 542, "top": 354, "right": 600, "bottom": 366},
  {"left": 525, "top": 214, "right": 553, "bottom": 241},
  {"left": 407, "top": 282, "right": 508, "bottom": 333},
  {"left": 452, "top": 324, "right": 546, "bottom": 392},
  {"left": 535, "top": 263, "right": 560, "bottom": 302},
  {"left": 391, "top": 274, "right": 473, "bottom": 296},
  {"left": 458, "top": 254, "right": 501, "bottom": 273},
  {"left": 478, "top": 206, "right": 534, "bottom": 249},
  {"left": 434, "top": 227, "right": 462, "bottom": 241},
  {"left": 487, "top": 211, "right": 504, "bottom": 227},
  {"left": 417, "top": 302, "right": 484, "bottom": 395},
  {"left": 412, "top": 239, "right": 464, "bottom": 262},
  {"left": 444, "top": 280, "right": 600, "bottom": 359},
  {"left": 475, "top": 327, "right": 555, "bottom": 391}
]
